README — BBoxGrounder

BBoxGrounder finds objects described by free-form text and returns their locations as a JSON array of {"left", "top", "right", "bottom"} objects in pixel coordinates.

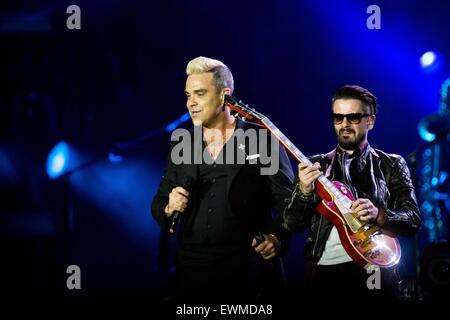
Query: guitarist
[{"left": 283, "top": 85, "right": 421, "bottom": 300}]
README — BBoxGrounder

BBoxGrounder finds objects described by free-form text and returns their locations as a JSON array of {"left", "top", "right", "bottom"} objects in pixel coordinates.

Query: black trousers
[
  {"left": 175, "top": 242, "right": 284, "bottom": 302},
  {"left": 306, "top": 261, "right": 400, "bottom": 300}
]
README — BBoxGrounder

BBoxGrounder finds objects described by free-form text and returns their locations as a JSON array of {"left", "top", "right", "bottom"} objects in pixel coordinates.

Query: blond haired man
[{"left": 152, "top": 57, "right": 294, "bottom": 301}]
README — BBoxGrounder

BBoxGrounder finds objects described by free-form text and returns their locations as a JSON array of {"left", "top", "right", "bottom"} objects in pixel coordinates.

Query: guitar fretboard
[{"left": 262, "top": 118, "right": 349, "bottom": 205}]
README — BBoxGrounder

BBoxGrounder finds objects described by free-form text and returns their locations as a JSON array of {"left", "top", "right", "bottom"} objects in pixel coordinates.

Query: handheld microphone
[{"left": 169, "top": 176, "right": 194, "bottom": 234}]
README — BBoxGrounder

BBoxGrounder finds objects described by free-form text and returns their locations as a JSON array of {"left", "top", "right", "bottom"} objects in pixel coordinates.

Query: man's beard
[{"left": 336, "top": 128, "right": 365, "bottom": 151}]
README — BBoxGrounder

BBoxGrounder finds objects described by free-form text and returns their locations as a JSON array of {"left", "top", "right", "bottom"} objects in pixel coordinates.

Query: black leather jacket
[{"left": 283, "top": 144, "right": 421, "bottom": 262}]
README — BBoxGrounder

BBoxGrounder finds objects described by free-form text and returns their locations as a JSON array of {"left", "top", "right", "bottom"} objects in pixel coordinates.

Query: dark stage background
[{"left": 1, "top": 0, "right": 449, "bottom": 302}]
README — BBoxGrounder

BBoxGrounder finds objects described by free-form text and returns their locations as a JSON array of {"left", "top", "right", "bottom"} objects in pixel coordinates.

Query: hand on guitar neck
[{"left": 297, "top": 162, "right": 322, "bottom": 195}]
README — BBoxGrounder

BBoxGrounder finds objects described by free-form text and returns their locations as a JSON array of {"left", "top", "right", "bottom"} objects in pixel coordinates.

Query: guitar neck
[
  {"left": 261, "top": 118, "right": 310, "bottom": 164},
  {"left": 261, "top": 118, "right": 345, "bottom": 200}
]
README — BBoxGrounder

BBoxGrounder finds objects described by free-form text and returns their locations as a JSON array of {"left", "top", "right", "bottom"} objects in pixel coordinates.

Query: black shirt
[{"left": 182, "top": 134, "right": 249, "bottom": 245}]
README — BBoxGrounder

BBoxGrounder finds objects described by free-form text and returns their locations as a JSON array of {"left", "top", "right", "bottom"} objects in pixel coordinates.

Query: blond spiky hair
[{"left": 186, "top": 56, "right": 234, "bottom": 93}]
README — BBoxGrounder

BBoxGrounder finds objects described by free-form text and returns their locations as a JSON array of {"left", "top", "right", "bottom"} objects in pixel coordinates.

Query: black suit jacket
[{"left": 151, "top": 118, "right": 294, "bottom": 251}]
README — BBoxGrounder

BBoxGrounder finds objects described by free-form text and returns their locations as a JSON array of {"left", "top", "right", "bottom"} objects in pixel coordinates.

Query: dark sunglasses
[{"left": 332, "top": 113, "right": 371, "bottom": 124}]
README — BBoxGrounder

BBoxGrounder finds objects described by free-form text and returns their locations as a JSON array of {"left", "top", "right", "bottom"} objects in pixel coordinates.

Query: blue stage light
[
  {"left": 418, "top": 121, "right": 436, "bottom": 142},
  {"left": 46, "top": 141, "right": 70, "bottom": 179},
  {"left": 418, "top": 111, "right": 450, "bottom": 142},
  {"left": 420, "top": 51, "right": 436, "bottom": 68},
  {"left": 420, "top": 51, "right": 441, "bottom": 72},
  {"left": 108, "top": 152, "right": 123, "bottom": 163},
  {"left": 165, "top": 112, "right": 190, "bottom": 132}
]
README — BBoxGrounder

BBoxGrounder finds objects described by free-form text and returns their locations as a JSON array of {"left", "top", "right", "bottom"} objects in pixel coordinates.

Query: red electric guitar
[{"left": 225, "top": 95, "right": 401, "bottom": 268}]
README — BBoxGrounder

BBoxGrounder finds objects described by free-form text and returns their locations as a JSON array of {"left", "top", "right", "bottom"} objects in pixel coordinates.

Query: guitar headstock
[{"left": 224, "top": 95, "right": 265, "bottom": 124}]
